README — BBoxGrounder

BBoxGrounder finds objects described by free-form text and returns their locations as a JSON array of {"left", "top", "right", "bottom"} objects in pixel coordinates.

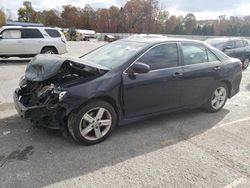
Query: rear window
[
  {"left": 181, "top": 43, "right": 208, "bottom": 65},
  {"left": 45, "top": 29, "right": 61, "bottom": 38},
  {"left": 22, "top": 29, "right": 43, "bottom": 38},
  {"left": 2, "top": 30, "right": 21, "bottom": 39},
  {"left": 235, "top": 40, "right": 244, "bottom": 48}
]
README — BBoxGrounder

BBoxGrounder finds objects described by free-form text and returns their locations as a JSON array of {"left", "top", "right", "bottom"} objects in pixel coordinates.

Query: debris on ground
[{"left": 3, "top": 131, "right": 11, "bottom": 135}]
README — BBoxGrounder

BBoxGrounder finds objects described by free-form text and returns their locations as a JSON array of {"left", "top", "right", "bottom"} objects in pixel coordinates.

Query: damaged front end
[{"left": 14, "top": 55, "right": 109, "bottom": 130}]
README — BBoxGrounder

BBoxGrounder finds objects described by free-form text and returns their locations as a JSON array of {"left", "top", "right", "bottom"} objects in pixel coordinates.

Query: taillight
[
  {"left": 61, "top": 38, "right": 66, "bottom": 44},
  {"left": 240, "top": 62, "right": 243, "bottom": 70}
]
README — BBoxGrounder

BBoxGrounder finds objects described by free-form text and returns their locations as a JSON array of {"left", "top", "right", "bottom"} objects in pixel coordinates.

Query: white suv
[{"left": 0, "top": 26, "right": 68, "bottom": 58}]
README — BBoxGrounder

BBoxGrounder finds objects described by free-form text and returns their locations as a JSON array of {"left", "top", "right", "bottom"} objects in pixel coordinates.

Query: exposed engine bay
[
  {"left": 19, "top": 61, "right": 104, "bottom": 108},
  {"left": 15, "top": 55, "right": 109, "bottom": 128}
]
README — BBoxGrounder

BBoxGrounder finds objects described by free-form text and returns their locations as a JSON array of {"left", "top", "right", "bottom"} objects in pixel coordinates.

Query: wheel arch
[
  {"left": 69, "top": 95, "right": 121, "bottom": 122},
  {"left": 40, "top": 46, "right": 58, "bottom": 54},
  {"left": 91, "top": 96, "right": 120, "bottom": 117},
  {"left": 221, "top": 80, "right": 232, "bottom": 98}
]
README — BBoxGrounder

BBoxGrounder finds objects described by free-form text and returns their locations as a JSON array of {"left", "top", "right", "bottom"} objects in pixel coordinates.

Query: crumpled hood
[{"left": 25, "top": 54, "right": 110, "bottom": 82}]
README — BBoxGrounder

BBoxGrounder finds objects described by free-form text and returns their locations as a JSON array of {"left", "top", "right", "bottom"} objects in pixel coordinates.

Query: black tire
[
  {"left": 41, "top": 47, "right": 58, "bottom": 54},
  {"left": 204, "top": 83, "right": 228, "bottom": 113},
  {"left": 242, "top": 57, "right": 249, "bottom": 69},
  {"left": 67, "top": 100, "right": 117, "bottom": 145}
]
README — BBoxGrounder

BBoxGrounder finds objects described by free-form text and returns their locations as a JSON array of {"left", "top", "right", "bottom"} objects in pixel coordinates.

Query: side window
[
  {"left": 21, "top": 29, "right": 44, "bottom": 39},
  {"left": 181, "top": 43, "right": 208, "bottom": 65},
  {"left": 138, "top": 43, "right": 178, "bottom": 70},
  {"left": 2, "top": 30, "right": 21, "bottom": 39},
  {"left": 45, "top": 29, "right": 61, "bottom": 38},
  {"left": 243, "top": 40, "right": 249, "bottom": 47},
  {"left": 235, "top": 40, "right": 245, "bottom": 48},
  {"left": 226, "top": 41, "right": 235, "bottom": 49},
  {"left": 207, "top": 50, "right": 219, "bottom": 62}
]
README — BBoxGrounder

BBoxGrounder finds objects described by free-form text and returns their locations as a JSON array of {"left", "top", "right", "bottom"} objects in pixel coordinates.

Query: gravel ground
[{"left": 0, "top": 41, "right": 249, "bottom": 188}]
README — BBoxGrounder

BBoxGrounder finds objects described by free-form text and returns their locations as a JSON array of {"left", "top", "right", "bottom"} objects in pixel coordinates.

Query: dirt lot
[{"left": 0, "top": 41, "right": 250, "bottom": 188}]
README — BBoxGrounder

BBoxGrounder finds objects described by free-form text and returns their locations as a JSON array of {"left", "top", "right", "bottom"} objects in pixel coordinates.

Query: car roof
[
  {"left": 122, "top": 36, "right": 202, "bottom": 45},
  {"left": 206, "top": 37, "right": 247, "bottom": 42},
  {"left": 121, "top": 36, "right": 230, "bottom": 61},
  {"left": 1, "top": 26, "right": 61, "bottom": 30}
]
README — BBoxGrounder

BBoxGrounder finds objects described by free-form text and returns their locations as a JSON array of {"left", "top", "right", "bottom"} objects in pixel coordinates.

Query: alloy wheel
[
  {"left": 211, "top": 87, "right": 227, "bottom": 110},
  {"left": 79, "top": 107, "right": 112, "bottom": 141},
  {"left": 45, "top": 50, "right": 55, "bottom": 54}
]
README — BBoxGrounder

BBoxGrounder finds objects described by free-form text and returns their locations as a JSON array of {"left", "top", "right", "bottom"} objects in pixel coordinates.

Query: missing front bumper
[{"left": 13, "top": 88, "right": 66, "bottom": 130}]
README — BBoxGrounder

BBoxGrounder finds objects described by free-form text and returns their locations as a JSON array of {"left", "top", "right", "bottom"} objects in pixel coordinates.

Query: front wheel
[
  {"left": 68, "top": 100, "right": 117, "bottom": 145},
  {"left": 204, "top": 83, "right": 228, "bottom": 113}
]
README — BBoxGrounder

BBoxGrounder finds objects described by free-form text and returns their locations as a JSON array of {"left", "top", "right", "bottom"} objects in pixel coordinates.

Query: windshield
[{"left": 80, "top": 40, "right": 148, "bottom": 69}]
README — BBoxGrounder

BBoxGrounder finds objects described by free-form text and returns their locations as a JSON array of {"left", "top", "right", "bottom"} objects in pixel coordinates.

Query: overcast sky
[{"left": 1, "top": 0, "right": 250, "bottom": 20}]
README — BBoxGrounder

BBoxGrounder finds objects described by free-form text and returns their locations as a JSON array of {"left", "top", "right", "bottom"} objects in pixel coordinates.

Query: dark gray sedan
[{"left": 14, "top": 37, "right": 242, "bottom": 145}]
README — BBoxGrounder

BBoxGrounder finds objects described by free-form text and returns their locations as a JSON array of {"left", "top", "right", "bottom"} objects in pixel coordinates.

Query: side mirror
[
  {"left": 223, "top": 46, "right": 232, "bottom": 51},
  {"left": 128, "top": 62, "right": 150, "bottom": 74}
]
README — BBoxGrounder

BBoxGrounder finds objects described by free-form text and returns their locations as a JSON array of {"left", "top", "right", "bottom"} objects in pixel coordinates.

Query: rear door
[
  {"left": 180, "top": 43, "right": 223, "bottom": 106},
  {"left": 122, "top": 43, "right": 183, "bottom": 117},
  {"left": 21, "top": 29, "right": 44, "bottom": 54},
  {"left": 0, "top": 29, "right": 23, "bottom": 55}
]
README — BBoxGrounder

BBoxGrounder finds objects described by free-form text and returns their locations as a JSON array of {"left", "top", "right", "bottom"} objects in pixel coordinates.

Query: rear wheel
[
  {"left": 204, "top": 83, "right": 228, "bottom": 113},
  {"left": 68, "top": 100, "right": 117, "bottom": 145},
  {"left": 41, "top": 47, "right": 58, "bottom": 54}
]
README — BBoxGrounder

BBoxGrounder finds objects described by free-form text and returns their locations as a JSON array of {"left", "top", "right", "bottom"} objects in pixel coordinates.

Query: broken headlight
[
  {"left": 58, "top": 91, "right": 67, "bottom": 102},
  {"left": 19, "top": 76, "right": 27, "bottom": 88}
]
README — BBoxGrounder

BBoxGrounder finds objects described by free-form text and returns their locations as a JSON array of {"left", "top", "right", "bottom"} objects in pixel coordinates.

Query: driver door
[
  {"left": 223, "top": 40, "right": 237, "bottom": 57},
  {"left": 122, "top": 43, "right": 183, "bottom": 118}
]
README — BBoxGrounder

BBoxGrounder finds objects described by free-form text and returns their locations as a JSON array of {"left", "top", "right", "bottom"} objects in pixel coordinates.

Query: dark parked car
[
  {"left": 205, "top": 37, "right": 250, "bottom": 69},
  {"left": 104, "top": 35, "right": 117, "bottom": 42},
  {"left": 14, "top": 38, "right": 242, "bottom": 145}
]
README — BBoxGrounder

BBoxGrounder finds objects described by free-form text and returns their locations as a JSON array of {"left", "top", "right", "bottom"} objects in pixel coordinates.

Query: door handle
[
  {"left": 214, "top": 66, "right": 221, "bottom": 71},
  {"left": 173, "top": 72, "right": 183, "bottom": 77}
]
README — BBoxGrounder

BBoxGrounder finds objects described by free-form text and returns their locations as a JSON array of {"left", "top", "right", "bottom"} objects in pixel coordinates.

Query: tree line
[{"left": 1, "top": 0, "right": 250, "bottom": 36}]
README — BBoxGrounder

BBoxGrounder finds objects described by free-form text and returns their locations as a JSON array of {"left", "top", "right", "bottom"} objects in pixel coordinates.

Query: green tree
[
  {"left": 96, "top": 6, "right": 123, "bottom": 33},
  {"left": 82, "top": 4, "right": 96, "bottom": 30},
  {"left": 124, "top": 0, "right": 159, "bottom": 33},
  {"left": 192, "top": 25, "right": 202, "bottom": 35},
  {"left": 61, "top": 5, "right": 81, "bottom": 28},
  {"left": 96, "top": 8, "right": 110, "bottom": 32},
  {"left": 10, "top": 0, "right": 250, "bottom": 36},
  {"left": 184, "top": 13, "right": 196, "bottom": 34},
  {"left": 155, "top": 10, "right": 169, "bottom": 33},
  {"left": 173, "top": 16, "right": 185, "bottom": 34},
  {"left": 108, "top": 6, "right": 120, "bottom": 33},
  {"left": 165, "top": 15, "right": 177, "bottom": 34},
  {"left": 38, "top": 10, "right": 62, "bottom": 27},
  {"left": 18, "top": 1, "right": 38, "bottom": 22}
]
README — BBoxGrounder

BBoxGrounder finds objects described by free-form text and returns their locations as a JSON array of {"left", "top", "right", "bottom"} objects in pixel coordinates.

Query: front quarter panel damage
[{"left": 15, "top": 54, "right": 111, "bottom": 130}]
